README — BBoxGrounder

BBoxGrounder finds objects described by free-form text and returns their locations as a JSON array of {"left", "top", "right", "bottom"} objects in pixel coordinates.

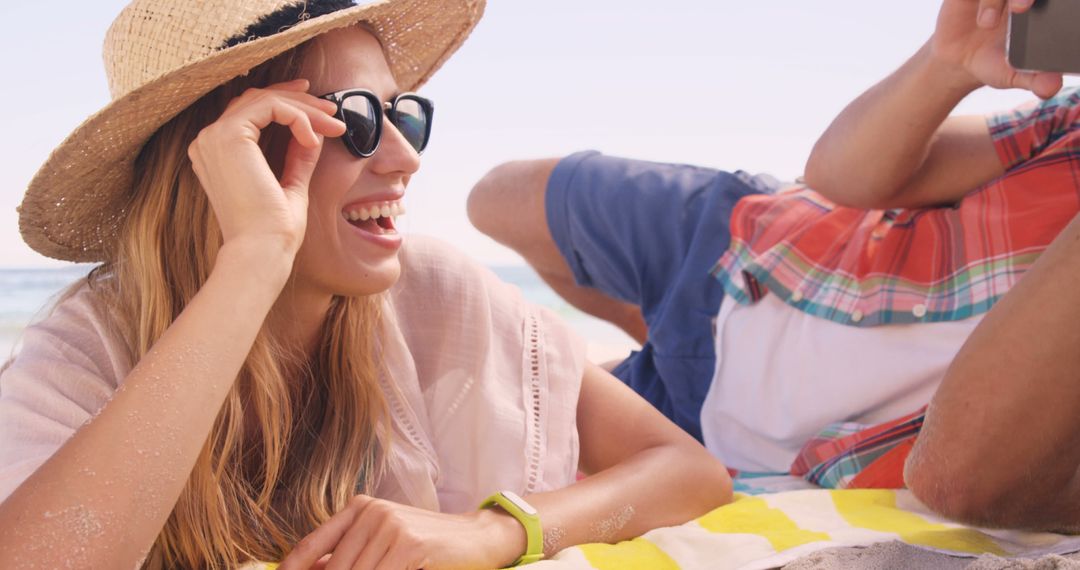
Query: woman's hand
[
  {"left": 931, "top": 0, "right": 1062, "bottom": 98},
  {"left": 187, "top": 78, "right": 346, "bottom": 258},
  {"left": 278, "top": 495, "right": 526, "bottom": 570}
]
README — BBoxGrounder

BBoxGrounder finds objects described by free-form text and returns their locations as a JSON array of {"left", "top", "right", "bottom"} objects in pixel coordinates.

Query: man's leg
[
  {"left": 469, "top": 151, "right": 775, "bottom": 441},
  {"left": 468, "top": 158, "right": 648, "bottom": 345}
]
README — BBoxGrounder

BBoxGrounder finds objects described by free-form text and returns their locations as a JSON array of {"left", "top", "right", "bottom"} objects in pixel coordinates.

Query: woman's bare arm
[
  {"left": 0, "top": 245, "right": 291, "bottom": 568},
  {"left": 0, "top": 80, "right": 344, "bottom": 568},
  {"left": 523, "top": 361, "right": 733, "bottom": 555},
  {"left": 278, "top": 362, "right": 733, "bottom": 570}
]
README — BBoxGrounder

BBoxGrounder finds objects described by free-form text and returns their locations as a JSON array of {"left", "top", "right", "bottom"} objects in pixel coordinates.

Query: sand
[{"left": 783, "top": 542, "right": 1080, "bottom": 569}]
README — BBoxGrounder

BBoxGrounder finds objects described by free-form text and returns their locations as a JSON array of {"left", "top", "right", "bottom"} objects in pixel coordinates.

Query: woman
[{"left": 0, "top": 0, "right": 731, "bottom": 568}]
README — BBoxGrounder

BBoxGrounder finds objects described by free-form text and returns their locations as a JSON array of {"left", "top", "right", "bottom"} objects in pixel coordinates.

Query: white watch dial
[{"left": 502, "top": 490, "right": 538, "bottom": 516}]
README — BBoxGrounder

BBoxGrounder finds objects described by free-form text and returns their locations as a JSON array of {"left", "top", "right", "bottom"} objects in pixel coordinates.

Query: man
[{"left": 468, "top": 0, "right": 1075, "bottom": 527}]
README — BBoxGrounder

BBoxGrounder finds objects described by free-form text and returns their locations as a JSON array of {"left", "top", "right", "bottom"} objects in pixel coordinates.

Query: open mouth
[{"left": 342, "top": 200, "right": 405, "bottom": 235}]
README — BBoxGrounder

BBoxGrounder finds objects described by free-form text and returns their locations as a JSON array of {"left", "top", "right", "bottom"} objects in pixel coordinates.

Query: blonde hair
[{"left": 80, "top": 41, "right": 391, "bottom": 569}]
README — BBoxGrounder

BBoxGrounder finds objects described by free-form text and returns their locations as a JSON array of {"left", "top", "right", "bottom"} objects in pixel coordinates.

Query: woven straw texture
[{"left": 19, "top": 0, "right": 484, "bottom": 262}]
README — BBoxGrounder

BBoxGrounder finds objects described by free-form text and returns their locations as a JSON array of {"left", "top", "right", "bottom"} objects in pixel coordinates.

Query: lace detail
[
  {"left": 522, "top": 312, "right": 546, "bottom": 493},
  {"left": 438, "top": 373, "right": 477, "bottom": 420},
  {"left": 379, "top": 370, "right": 438, "bottom": 474}
]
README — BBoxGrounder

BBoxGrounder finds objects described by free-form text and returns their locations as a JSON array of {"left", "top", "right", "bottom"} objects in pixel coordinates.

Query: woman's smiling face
[{"left": 290, "top": 26, "right": 422, "bottom": 299}]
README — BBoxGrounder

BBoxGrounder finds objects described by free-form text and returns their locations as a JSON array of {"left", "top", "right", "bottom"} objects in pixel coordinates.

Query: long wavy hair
[{"left": 77, "top": 39, "right": 391, "bottom": 568}]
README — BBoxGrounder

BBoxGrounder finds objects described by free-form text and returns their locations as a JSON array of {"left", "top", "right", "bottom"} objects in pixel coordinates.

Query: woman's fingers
[
  {"left": 322, "top": 518, "right": 386, "bottom": 570},
  {"left": 252, "top": 98, "right": 343, "bottom": 143},
  {"left": 308, "top": 103, "right": 347, "bottom": 138},
  {"left": 268, "top": 89, "right": 341, "bottom": 122},
  {"left": 268, "top": 78, "right": 312, "bottom": 92},
  {"left": 373, "top": 549, "right": 424, "bottom": 570},
  {"left": 223, "top": 86, "right": 342, "bottom": 140},
  {"left": 278, "top": 496, "right": 376, "bottom": 570},
  {"left": 225, "top": 79, "right": 316, "bottom": 109},
  {"left": 279, "top": 134, "right": 324, "bottom": 197},
  {"left": 187, "top": 79, "right": 347, "bottom": 253},
  {"left": 229, "top": 97, "right": 339, "bottom": 151},
  {"left": 264, "top": 100, "right": 320, "bottom": 147},
  {"left": 272, "top": 101, "right": 343, "bottom": 197}
]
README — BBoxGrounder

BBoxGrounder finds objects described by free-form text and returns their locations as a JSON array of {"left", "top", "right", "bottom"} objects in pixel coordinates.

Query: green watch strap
[{"left": 479, "top": 490, "right": 544, "bottom": 567}]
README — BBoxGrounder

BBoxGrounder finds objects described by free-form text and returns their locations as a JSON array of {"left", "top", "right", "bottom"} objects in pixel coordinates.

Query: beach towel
[
  {"left": 241, "top": 487, "right": 1080, "bottom": 570},
  {"left": 534, "top": 488, "right": 1080, "bottom": 569}
]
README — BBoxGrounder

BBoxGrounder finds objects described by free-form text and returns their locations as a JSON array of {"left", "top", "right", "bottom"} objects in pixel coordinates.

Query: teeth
[{"left": 343, "top": 200, "right": 404, "bottom": 222}]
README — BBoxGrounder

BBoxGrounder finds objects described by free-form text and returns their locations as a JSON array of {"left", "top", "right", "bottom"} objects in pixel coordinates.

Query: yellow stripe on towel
[
  {"left": 831, "top": 489, "right": 1007, "bottom": 555},
  {"left": 579, "top": 538, "right": 681, "bottom": 570},
  {"left": 697, "top": 494, "right": 830, "bottom": 552}
]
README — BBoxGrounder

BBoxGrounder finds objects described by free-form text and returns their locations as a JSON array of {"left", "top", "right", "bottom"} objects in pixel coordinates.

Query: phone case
[{"left": 1008, "top": 0, "right": 1080, "bottom": 74}]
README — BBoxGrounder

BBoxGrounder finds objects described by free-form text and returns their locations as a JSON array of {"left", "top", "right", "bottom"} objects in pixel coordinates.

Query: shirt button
[
  {"left": 851, "top": 310, "right": 864, "bottom": 323},
  {"left": 912, "top": 304, "right": 927, "bottom": 318},
  {"left": 790, "top": 290, "right": 804, "bottom": 303}
]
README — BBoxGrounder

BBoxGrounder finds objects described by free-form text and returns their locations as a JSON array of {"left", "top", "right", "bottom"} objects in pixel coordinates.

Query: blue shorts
[{"left": 545, "top": 151, "right": 779, "bottom": 441}]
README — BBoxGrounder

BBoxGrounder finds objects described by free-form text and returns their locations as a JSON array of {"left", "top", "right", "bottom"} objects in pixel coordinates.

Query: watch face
[{"left": 502, "top": 490, "right": 538, "bottom": 516}]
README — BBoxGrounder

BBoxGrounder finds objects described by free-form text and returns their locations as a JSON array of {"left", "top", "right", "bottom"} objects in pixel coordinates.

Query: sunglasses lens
[
  {"left": 341, "top": 94, "right": 379, "bottom": 155},
  {"left": 392, "top": 97, "right": 430, "bottom": 153}
]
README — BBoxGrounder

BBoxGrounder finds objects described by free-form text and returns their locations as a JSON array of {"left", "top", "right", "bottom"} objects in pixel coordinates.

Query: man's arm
[
  {"left": 803, "top": 45, "right": 1000, "bottom": 210},
  {"left": 905, "top": 211, "right": 1080, "bottom": 531},
  {"left": 804, "top": 0, "right": 1062, "bottom": 210}
]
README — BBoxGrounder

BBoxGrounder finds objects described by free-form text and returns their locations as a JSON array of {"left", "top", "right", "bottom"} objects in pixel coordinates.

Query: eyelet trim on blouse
[
  {"left": 523, "top": 312, "right": 546, "bottom": 494},
  {"left": 379, "top": 370, "right": 439, "bottom": 478}
]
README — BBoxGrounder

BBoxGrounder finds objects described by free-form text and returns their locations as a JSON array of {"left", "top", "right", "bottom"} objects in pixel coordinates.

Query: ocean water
[
  {"left": 0, "top": 266, "right": 95, "bottom": 360},
  {"left": 0, "top": 265, "right": 636, "bottom": 362}
]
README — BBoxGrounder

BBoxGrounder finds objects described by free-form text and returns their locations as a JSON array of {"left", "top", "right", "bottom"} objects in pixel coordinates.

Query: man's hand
[{"left": 931, "top": 0, "right": 1062, "bottom": 98}]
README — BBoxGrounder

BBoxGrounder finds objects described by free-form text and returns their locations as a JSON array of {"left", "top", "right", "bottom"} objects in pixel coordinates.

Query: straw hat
[{"left": 17, "top": 0, "right": 485, "bottom": 263}]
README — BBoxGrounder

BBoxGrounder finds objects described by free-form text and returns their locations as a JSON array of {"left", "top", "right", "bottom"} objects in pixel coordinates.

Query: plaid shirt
[
  {"left": 711, "top": 87, "right": 1080, "bottom": 327},
  {"left": 790, "top": 407, "right": 926, "bottom": 489}
]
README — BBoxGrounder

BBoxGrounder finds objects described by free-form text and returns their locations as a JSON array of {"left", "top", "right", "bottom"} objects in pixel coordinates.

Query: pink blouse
[{"left": 0, "top": 235, "right": 586, "bottom": 513}]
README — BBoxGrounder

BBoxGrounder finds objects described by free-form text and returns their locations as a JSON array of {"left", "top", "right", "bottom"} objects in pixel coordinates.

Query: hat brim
[{"left": 18, "top": 0, "right": 484, "bottom": 262}]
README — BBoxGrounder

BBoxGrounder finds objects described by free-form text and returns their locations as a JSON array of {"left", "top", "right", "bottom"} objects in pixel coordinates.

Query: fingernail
[{"left": 978, "top": 7, "right": 998, "bottom": 27}]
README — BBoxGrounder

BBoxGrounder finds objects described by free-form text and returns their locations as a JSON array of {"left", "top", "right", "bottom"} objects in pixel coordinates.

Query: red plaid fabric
[
  {"left": 712, "top": 87, "right": 1080, "bottom": 327},
  {"left": 790, "top": 406, "right": 927, "bottom": 489}
]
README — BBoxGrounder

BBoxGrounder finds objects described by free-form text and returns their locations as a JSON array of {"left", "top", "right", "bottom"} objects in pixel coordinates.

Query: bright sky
[{"left": 1, "top": 1, "right": 1075, "bottom": 268}]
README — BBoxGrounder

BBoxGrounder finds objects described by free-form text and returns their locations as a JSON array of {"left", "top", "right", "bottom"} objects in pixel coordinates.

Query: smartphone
[{"left": 1008, "top": 0, "right": 1080, "bottom": 74}]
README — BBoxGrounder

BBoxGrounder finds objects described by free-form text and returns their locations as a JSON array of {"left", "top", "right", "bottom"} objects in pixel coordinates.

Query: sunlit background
[
  {"left": 4, "top": 1, "right": 1076, "bottom": 268},
  {"left": 2, "top": 1, "right": 1077, "bottom": 356}
]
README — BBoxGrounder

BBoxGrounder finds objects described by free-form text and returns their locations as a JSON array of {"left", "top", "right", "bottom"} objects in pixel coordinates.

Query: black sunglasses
[{"left": 318, "top": 89, "right": 434, "bottom": 158}]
